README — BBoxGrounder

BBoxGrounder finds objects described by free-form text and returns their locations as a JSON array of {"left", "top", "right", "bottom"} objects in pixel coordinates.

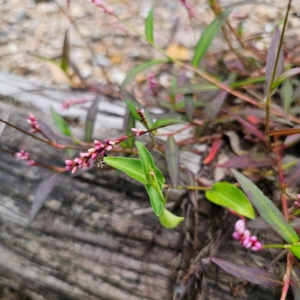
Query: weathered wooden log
[{"left": 0, "top": 73, "right": 293, "bottom": 300}]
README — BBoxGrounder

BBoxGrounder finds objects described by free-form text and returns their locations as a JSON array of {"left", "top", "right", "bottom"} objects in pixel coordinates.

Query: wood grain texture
[{"left": 0, "top": 73, "right": 292, "bottom": 300}]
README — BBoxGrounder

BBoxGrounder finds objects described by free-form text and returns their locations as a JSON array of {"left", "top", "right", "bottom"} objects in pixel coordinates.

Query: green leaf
[
  {"left": 205, "top": 182, "right": 255, "bottom": 219},
  {"left": 135, "top": 141, "right": 165, "bottom": 185},
  {"left": 122, "top": 90, "right": 154, "bottom": 129},
  {"left": 192, "top": 9, "right": 231, "bottom": 67},
  {"left": 151, "top": 118, "right": 187, "bottom": 129},
  {"left": 159, "top": 208, "right": 184, "bottom": 228},
  {"left": 272, "top": 68, "right": 300, "bottom": 89},
  {"left": 291, "top": 244, "right": 300, "bottom": 260},
  {"left": 165, "top": 136, "right": 179, "bottom": 187},
  {"left": 51, "top": 107, "right": 72, "bottom": 137},
  {"left": 231, "top": 169, "right": 299, "bottom": 244},
  {"left": 145, "top": 8, "right": 154, "bottom": 44},
  {"left": 60, "top": 30, "right": 69, "bottom": 73},
  {"left": 145, "top": 183, "right": 164, "bottom": 216},
  {"left": 136, "top": 141, "right": 156, "bottom": 181},
  {"left": 122, "top": 59, "right": 168, "bottom": 88},
  {"left": 184, "top": 94, "right": 194, "bottom": 120},
  {"left": 104, "top": 157, "right": 147, "bottom": 184}
]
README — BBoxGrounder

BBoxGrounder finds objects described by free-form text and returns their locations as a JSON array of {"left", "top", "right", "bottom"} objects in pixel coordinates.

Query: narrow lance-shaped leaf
[
  {"left": 151, "top": 118, "right": 187, "bottom": 129},
  {"left": 145, "top": 183, "right": 164, "bottom": 216},
  {"left": 121, "top": 109, "right": 135, "bottom": 149},
  {"left": 281, "top": 79, "right": 293, "bottom": 112},
  {"left": 290, "top": 244, "right": 300, "bottom": 260},
  {"left": 37, "top": 119, "right": 58, "bottom": 142},
  {"left": 145, "top": 8, "right": 154, "bottom": 44},
  {"left": 85, "top": 95, "right": 100, "bottom": 143},
  {"left": 51, "top": 107, "right": 72, "bottom": 137},
  {"left": 104, "top": 157, "right": 147, "bottom": 184},
  {"left": 226, "top": 110, "right": 265, "bottom": 141},
  {"left": 121, "top": 59, "right": 168, "bottom": 88},
  {"left": 205, "top": 182, "right": 255, "bottom": 219},
  {"left": 264, "top": 26, "right": 284, "bottom": 96},
  {"left": 192, "top": 9, "right": 232, "bottom": 67},
  {"left": 60, "top": 30, "right": 69, "bottom": 73},
  {"left": 184, "top": 94, "right": 194, "bottom": 120},
  {"left": 29, "top": 174, "right": 59, "bottom": 225},
  {"left": 122, "top": 90, "right": 154, "bottom": 129},
  {"left": 231, "top": 169, "right": 299, "bottom": 244},
  {"left": 272, "top": 68, "right": 300, "bottom": 89},
  {"left": 159, "top": 208, "right": 184, "bottom": 228},
  {"left": 211, "top": 257, "right": 282, "bottom": 287},
  {"left": 136, "top": 141, "right": 156, "bottom": 182},
  {"left": 165, "top": 136, "right": 179, "bottom": 187}
]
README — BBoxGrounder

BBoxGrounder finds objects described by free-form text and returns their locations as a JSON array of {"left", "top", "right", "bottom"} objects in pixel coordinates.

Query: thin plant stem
[
  {"left": 280, "top": 253, "right": 293, "bottom": 300},
  {"left": 163, "top": 184, "right": 211, "bottom": 191},
  {"left": 265, "top": 0, "right": 292, "bottom": 134}
]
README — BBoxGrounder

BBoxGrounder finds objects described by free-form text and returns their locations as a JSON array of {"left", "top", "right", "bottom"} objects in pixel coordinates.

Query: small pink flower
[
  {"left": 147, "top": 74, "right": 158, "bottom": 97},
  {"left": 179, "top": 0, "right": 197, "bottom": 18},
  {"left": 27, "top": 113, "right": 40, "bottom": 133},
  {"left": 15, "top": 150, "right": 30, "bottom": 160},
  {"left": 89, "top": 0, "right": 114, "bottom": 14},
  {"left": 131, "top": 128, "right": 145, "bottom": 137},
  {"left": 233, "top": 219, "right": 262, "bottom": 252}
]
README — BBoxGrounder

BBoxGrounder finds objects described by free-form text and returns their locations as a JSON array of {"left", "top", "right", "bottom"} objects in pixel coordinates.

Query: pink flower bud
[
  {"left": 232, "top": 231, "right": 241, "bottom": 240},
  {"left": 234, "top": 219, "right": 246, "bottom": 235}
]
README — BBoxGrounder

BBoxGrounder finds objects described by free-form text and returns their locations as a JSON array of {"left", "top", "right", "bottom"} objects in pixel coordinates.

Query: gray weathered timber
[{"left": 0, "top": 73, "right": 291, "bottom": 300}]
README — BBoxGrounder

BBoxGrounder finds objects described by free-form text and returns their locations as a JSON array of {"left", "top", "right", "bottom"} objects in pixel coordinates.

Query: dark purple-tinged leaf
[
  {"left": 226, "top": 111, "right": 265, "bottom": 141},
  {"left": 51, "top": 107, "right": 72, "bottom": 137},
  {"left": 231, "top": 169, "right": 299, "bottom": 244},
  {"left": 284, "top": 125, "right": 300, "bottom": 146},
  {"left": 281, "top": 79, "right": 293, "bottom": 112},
  {"left": 264, "top": 26, "right": 284, "bottom": 95},
  {"left": 192, "top": 9, "right": 232, "bottom": 67},
  {"left": 85, "top": 95, "right": 100, "bottom": 143},
  {"left": 215, "top": 153, "right": 274, "bottom": 168},
  {"left": 290, "top": 218, "right": 300, "bottom": 229},
  {"left": 145, "top": 8, "right": 154, "bottom": 44},
  {"left": 29, "top": 174, "right": 59, "bottom": 225},
  {"left": 272, "top": 68, "right": 300, "bottom": 89},
  {"left": 37, "top": 119, "right": 58, "bottom": 142},
  {"left": 60, "top": 30, "right": 69, "bottom": 73},
  {"left": 211, "top": 257, "right": 282, "bottom": 287},
  {"left": 166, "top": 136, "right": 179, "bottom": 187},
  {"left": 122, "top": 109, "right": 135, "bottom": 149},
  {"left": 204, "top": 90, "right": 227, "bottom": 119},
  {"left": 184, "top": 94, "right": 194, "bottom": 120},
  {"left": 247, "top": 217, "right": 270, "bottom": 229},
  {"left": 291, "top": 267, "right": 300, "bottom": 300},
  {"left": 285, "top": 160, "right": 300, "bottom": 188},
  {"left": 121, "top": 59, "right": 168, "bottom": 88}
]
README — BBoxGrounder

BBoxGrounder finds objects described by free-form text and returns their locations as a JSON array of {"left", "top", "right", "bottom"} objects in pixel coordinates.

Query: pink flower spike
[
  {"left": 234, "top": 219, "right": 246, "bottom": 235},
  {"left": 26, "top": 160, "right": 36, "bottom": 166},
  {"left": 232, "top": 231, "right": 241, "bottom": 240},
  {"left": 251, "top": 241, "right": 262, "bottom": 251}
]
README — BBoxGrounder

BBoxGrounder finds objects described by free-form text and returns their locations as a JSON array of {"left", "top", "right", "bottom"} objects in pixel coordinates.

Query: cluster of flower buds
[
  {"left": 89, "top": 0, "right": 114, "bottom": 14},
  {"left": 65, "top": 137, "right": 127, "bottom": 173},
  {"left": 15, "top": 150, "right": 36, "bottom": 166},
  {"left": 27, "top": 113, "right": 40, "bottom": 134},
  {"left": 179, "top": 0, "right": 197, "bottom": 18},
  {"left": 232, "top": 219, "right": 262, "bottom": 252},
  {"left": 294, "top": 194, "right": 300, "bottom": 207},
  {"left": 131, "top": 128, "right": 145, "bottom": 137},
  {"left": 61, "top": 97, "right": 92, "bottom": 110},
  {"left": 147, "top": 74, "right": 158, "bottom": 97}
]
